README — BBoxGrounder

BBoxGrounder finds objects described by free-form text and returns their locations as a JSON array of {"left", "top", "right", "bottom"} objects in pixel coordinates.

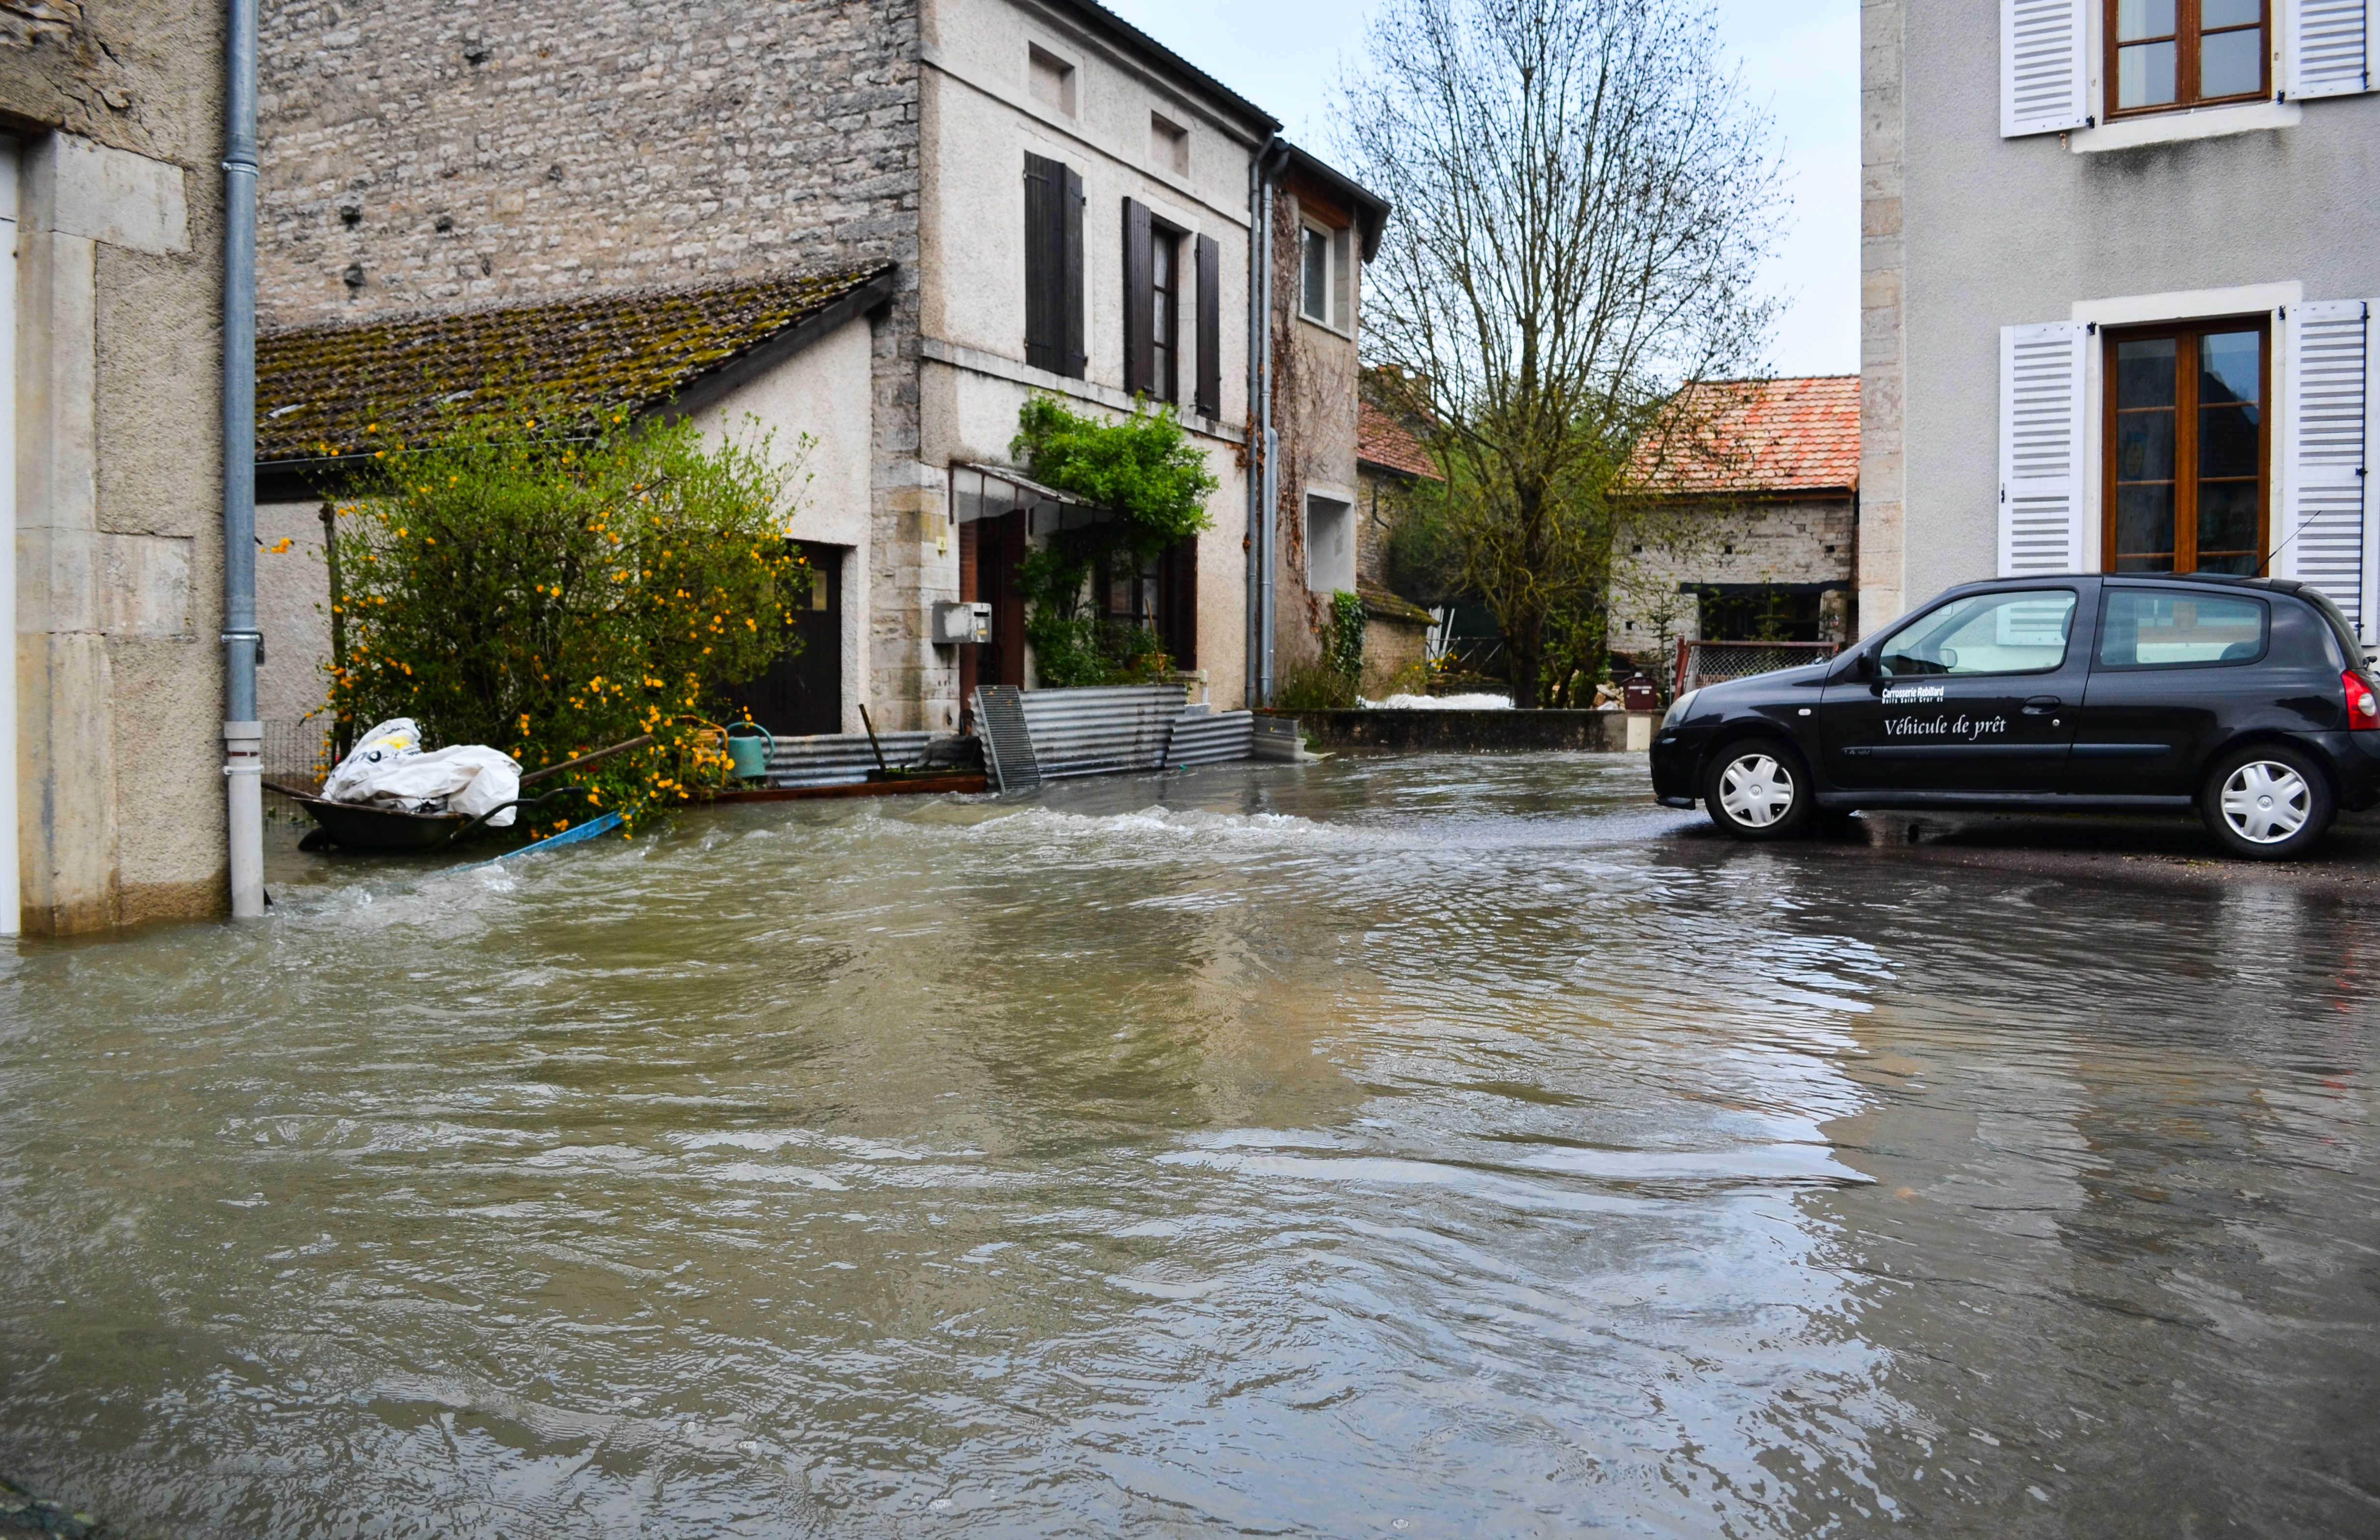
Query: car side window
[
  {"left": 2095, "top": 590, "right": 2268, "bottom": 669},
  {"left": 1877, "top": 590, "right": 2078, "bottom": 678}
]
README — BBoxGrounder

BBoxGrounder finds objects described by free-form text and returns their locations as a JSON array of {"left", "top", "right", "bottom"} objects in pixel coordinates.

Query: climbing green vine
[{"left": 1009, "top": 395, "right": 1217, "bottom": 688}]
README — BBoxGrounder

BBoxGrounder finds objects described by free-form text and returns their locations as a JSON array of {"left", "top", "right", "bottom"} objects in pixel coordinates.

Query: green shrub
[
  {"left": 327, "top": 402, "right": 809, "bottom": 833},
  {"left": 1327, "top": 590, "right": 1366, "bottom": 683}
]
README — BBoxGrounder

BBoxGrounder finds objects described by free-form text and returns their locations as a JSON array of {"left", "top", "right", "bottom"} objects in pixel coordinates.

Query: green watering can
[{"left": 725, "top": 721, "right": 775, "bottom": 781}]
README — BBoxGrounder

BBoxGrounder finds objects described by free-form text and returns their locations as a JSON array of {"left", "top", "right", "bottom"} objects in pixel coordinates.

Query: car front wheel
[
  {"left": 1703, "top": 740, "right": 1815, "bottom": 840},
  {"left": 2201, "top": 742, "right": 2334, "bottom": 860}
]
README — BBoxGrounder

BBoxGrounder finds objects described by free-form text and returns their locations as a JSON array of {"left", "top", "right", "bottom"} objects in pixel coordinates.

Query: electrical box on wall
[{"left": 933, "top": 601, "right": 992, "bottom": 645}]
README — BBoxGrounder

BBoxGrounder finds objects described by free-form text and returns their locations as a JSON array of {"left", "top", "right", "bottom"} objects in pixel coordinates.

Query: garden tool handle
[
  {"left": 522, "top": 734, "right": 655, "bottom": 787},
  {"left": 447, "top": 786, "right": 591, "bottom": 844}
]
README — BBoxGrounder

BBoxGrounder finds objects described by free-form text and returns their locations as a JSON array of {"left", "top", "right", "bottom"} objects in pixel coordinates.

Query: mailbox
[
  {"left": 1621, "top": 673, "right": 1660, "bottom": 713},
  {"left": 934, "top": 601, "right": 993, "bottom": 645}
]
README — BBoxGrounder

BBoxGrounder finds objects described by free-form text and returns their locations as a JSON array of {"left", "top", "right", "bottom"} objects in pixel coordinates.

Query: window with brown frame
[
  {"left": 2107, "top": 0, "right": 2269, "bottom": 116},
  {"left": 2104, "top": 319, "right": 2269, "bottom": 576}
]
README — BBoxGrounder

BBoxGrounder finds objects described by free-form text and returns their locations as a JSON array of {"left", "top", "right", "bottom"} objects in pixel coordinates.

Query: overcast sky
[{"left": 1102, "top": 0, "right": 1859, "bottom": 379}]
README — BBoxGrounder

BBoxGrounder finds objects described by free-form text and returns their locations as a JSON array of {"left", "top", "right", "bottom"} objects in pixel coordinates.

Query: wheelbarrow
[{"left": 275, "top": 733, "right": 653, "bottom": 854}]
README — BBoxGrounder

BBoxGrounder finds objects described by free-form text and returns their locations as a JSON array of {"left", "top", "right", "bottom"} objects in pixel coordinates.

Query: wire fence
[
  {"left": 262, "top": 718, "right": 336, "bottom": 785},
  {"left": 1673, "top": 640, "right": 1841, "bottom": 698}
]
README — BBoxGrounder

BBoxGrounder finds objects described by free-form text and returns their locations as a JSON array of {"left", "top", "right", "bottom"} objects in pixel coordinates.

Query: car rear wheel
[
  {"left": 1703, "top": 740, "right": 1815, "bottom": 840},
  {"left": 2201, "top": 743, "right": 2334, "bottom": 861}
]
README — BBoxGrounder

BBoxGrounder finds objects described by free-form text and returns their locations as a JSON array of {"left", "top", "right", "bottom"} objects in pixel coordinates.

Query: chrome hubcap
[
  {"left": 1719, "top": 754, "right": 1795, "bottom": 828},
  {"left": 2219, "top": 761, "right": 2312, "bottom": 845}
]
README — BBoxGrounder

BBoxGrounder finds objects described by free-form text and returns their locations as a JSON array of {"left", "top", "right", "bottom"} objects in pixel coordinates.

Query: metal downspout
[
  {"left": 1246, "top": 137, "right": 1286, "bottom": 707},
  {"left": 221, "top": 0, "right": 263, "bottom": 917}
]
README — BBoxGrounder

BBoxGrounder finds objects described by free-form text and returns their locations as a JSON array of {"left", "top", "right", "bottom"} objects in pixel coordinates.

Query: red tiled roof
[
  {"left": 1634, "top": 375, "right": 1860, "bottom": 496},
  {"left": 1358, "top": 399, "right": 1441, "bottom": 480}
]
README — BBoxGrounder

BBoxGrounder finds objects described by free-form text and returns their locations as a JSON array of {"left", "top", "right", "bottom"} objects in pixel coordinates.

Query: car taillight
[{"left": 2348, "top": 669, "right": 2380, "bottom": 732}]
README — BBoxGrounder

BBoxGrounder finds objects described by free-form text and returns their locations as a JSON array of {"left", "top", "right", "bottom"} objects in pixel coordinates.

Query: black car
[{"left": 1650, "top": 574, "right": 2380, "bottom": 860}]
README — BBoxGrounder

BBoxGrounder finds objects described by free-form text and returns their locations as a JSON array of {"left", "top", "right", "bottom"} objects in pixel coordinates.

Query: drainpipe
[
  {"left": 1245, "top": 136, "right": 1288, "bottom": 707},
  {"left": 221, "top": 0, "right": 263, "bottom": 917}
]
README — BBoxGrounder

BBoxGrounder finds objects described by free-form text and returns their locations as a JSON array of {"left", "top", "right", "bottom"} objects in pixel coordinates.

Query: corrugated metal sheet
[
  {"left": 1166, "top": 710, "right": 1255, "bottom": 766},
  {"left": 1019, "top": 685, "right": 1187, "bottom": 778},
  {"left": 973, "top": 688, "right": 1040, "bottom": 792},
  {"left": 767, "top": 731, "right": 936, "bottom": 789}
]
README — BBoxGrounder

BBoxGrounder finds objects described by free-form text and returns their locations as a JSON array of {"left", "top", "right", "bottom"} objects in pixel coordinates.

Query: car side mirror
[{"left": 1850, "top": 651, "right": 1875, "bottom": 682}]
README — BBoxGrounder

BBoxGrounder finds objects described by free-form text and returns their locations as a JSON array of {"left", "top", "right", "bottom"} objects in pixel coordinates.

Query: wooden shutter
[
  {"left": 2288, "top": 0, "right": 2372, "bottom": 99},
  {"left": 1123, "top": 197, "right": 1154, "bottom": 397},
  {"left": 1194, "top": 233, "right": 1221, "bottom": 419},
  {"left": 1061, "top": 165, "right": 1086, "bottom": 379},
  {"left": 2281, "top": 302, "right": 2372, "bottom": 633},
  {"left": 2002, "top": 0, "right": 2090, "bottom": 137},
  {"left": 1024, "top": 154, "right": 1066, "bottom": 374},
  {"left": 1999, "top": 322, "right": 2088, "bottom": 576}
]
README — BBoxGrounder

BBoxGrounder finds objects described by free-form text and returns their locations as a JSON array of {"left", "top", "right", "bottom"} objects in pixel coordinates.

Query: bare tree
[{"left": 1344, "top": 0, "right": 1782, "bottom": 706}]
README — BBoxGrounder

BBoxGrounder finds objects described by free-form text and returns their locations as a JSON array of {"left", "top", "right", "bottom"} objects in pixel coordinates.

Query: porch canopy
[{"left": 948, "top": 463, "right": 1113, "bottom": 537}]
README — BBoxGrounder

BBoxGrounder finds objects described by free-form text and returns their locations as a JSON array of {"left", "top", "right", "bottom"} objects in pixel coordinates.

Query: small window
[
  {"left": 1028, "top": 45, "right": 1077, "bottom": 116},
  {"left": 1305, "top": 494, "right": 1355, "bottom": 593},
  {"left": 1301, "top": 225, "right": 1330, "bottom": 325},
  {"left": 1150, "top": 228, "right": 1180, "bottom": 404},
  {"left": 2107, "top": 0, "right": 2267, "bottom": 116},
  {"left": 1151, "top": 113, "right": 1188, "bottom": 176},
  {"left": 1879, "top": 589, "right": 2078, "bottom": 677},
  {"left": 2096, "top": 589, "right": 2268, "bottom": 667}
]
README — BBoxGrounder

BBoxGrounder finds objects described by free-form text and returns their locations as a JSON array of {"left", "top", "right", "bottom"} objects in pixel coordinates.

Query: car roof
[{"left": 2098, "top": 572, "right": 2299, "bottom": 594}]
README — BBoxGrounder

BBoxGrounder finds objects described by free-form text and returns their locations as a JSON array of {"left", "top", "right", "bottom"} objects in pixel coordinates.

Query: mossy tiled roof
[{"left": 255, "top": 265, "right": 893, "bottom": 463}]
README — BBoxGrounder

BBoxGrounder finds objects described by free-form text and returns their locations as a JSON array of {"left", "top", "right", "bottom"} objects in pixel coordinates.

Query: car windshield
[{"left": 1877, "top": 590, "right": 2077, "bottom": 677}]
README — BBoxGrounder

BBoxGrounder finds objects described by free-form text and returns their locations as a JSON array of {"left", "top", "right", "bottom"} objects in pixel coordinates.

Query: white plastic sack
[
  {"left": 323, "top": 720, "right": 525, "bottom": 827},
  {"left": 322, "top": 718, "right": 422, "bottom": 801}
]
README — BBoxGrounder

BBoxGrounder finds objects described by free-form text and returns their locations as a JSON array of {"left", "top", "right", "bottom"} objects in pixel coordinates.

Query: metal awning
[{"left": 947, "top": 463, "right": 1114, "bottom": 536}]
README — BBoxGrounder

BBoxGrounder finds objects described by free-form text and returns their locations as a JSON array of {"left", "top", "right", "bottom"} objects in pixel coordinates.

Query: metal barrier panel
[
  {"left": 1018, "top": 685, "right": 1187, "bottom": 779},
  {"left": 1251, "top": 715, "right": 1304, "bottom": 762},
  {"left": 767, "top": 731, "right": 937, "bottom": 789},
  {"left": 1165, "top": 710, "right": 1255, "bottom": 766},
  {"left": 972, "top": 688, "right": 1039, "bottom": 792}
]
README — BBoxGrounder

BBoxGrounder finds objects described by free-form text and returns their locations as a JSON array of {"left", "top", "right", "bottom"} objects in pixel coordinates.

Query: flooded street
[{"left": 1, "top": 753, "right": 2375, "bottom": 1537}]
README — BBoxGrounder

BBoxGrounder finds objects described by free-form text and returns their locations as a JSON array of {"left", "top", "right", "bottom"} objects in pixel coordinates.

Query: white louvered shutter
[
  {"left": 2287, "top": 0, "right": 2372, "bottom": 100},
  {"left": 2000, "top": 323, "right": 2089, "bottom": 576},
  {"left": 2281, "top": 302, "right": 2372, "bottom": 635},
  {"left": 2003, "top": 0, "right": 2091, "bottom": 137}
]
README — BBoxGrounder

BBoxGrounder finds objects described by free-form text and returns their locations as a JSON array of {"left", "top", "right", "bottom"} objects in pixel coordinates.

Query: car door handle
[{"left": 2022, "top": 695, "right": 2061, "bottom": 715}]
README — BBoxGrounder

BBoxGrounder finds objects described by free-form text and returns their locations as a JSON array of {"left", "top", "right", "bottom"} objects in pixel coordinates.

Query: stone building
[
  {"left": 1862, "top": 0, "right": 2378, "bottom": 641},
  {"left": 251, "top": 0, "right": 1385, "bottom": 739},
  {"left": 1611, "top": 375, "right": 1860, "bottom": 666},
  {"left": 0, "top": 1, "right": 231, "bottom": 932}
]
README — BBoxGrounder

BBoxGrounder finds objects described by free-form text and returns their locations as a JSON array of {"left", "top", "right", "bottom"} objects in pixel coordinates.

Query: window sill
[
  {"left": 2069, "top": 98, "right": 2302, "bottom": 153},
  {"left": 1297, "top": 312, "right": 1355, "bottom": 342}
]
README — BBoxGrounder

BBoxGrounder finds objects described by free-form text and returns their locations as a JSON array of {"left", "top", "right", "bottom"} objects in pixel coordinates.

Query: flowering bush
[{"left": 326, "top": 404, "right": 810, "bottom": 835}]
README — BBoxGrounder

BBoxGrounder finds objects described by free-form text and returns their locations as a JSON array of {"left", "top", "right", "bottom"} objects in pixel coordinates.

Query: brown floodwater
[{"left": 0, "top": 754, "right": 2374, "bottom": 1537}]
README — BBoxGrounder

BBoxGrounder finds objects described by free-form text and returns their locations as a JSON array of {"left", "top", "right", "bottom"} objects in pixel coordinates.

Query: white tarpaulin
[{"left": 323, "top": 718, "right": 525, "bottom": 827}]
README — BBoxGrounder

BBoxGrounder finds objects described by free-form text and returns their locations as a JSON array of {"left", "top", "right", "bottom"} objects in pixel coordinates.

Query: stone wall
[
  {"left": 1609, "top": 494, "right": 1856, "bottom": 657},
  {"left": 0, "top": 3, "right": 229, "bottom": 931},
  {"left": 255, "top": 0, "right": 920, "bottom": 325},
  {"left": 1858, "top": 0, "right": 1904, "bottom": 639}
]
